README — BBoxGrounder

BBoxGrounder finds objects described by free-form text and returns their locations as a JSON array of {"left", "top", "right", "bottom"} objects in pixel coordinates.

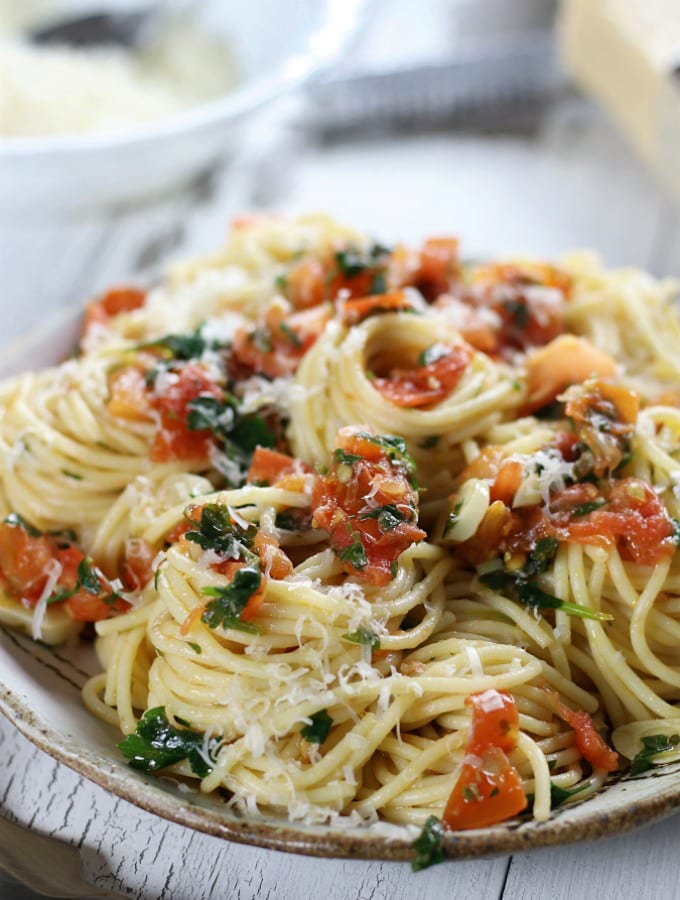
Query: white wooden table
[{"left": 1, "top": 95, "right": 680, "bottom": 900}]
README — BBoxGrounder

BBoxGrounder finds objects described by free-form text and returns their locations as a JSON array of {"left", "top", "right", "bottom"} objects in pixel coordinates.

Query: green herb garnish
[
  {"left": 354, "top": 432, "right": 418, "bottom": 487},
  {"left": 479, "top": 544, "right": 611, "bottom": 622},
  {"left": 201, "top": 564, "right": 262, "bottom": 632},
  {"left": 186, "top": 395, "right": 276, "bottom": 485},
  {"left": 279, "top": 323, "right": 302, "bottom": 348},
  {"left": 337, "top": 537, "right": 368, "bottom": 571},
  {"left": 118, "top": 706, "right": 214, "bottom": 777},
  {"left": 630, "top": 734, "right": 680, "bottom": 775},
  {"left": 343, "top": 626, "right": 380, "bottom": 650},
  {"left": 358, "top": 504, "right": 412, "bottom": 532},
  {"left": 138, "top": 327, "right": 211, "bottom": 361},
  {"left": 571, "top": 500, "right": 608, "bottom": 518},
  {"left": 333, "top": 448, "right": 363, "bottom": 467},
  {"left": 4, "top": 512, "right": 41, "bottom": 537},
  {"left": 185, "top": 503, "right": 257, "bottom": 558},
  {"left": 47, "top": 557, "right": 103, "bottom": 605},
  {"left": 300, "top": 709, "right": 333, "bottom": 744},
  {"left": 417, "top": 345, "right": 449, "bottom": 366},
  {"left": 411, "top": 816, "right": 445, "bottom": 871}
]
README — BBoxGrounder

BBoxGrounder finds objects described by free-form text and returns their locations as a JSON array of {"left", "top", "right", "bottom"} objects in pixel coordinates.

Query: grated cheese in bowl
[{"left": 0, "top": 14, "right": 237, "bottom": 138}]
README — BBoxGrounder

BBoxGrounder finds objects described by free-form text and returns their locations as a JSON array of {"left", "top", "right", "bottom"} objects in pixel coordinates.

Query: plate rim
[{"left": 2, "top": 662, "right": 680, "bottom": 863}]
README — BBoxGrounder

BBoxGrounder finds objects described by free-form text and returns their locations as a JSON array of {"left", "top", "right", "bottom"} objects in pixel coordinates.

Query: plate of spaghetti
[{"left": 1, "top": 214, "right": 680, "bottom": 866}]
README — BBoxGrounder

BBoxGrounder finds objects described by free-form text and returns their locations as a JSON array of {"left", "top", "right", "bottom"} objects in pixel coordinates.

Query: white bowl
[{"left": 0, "top": 0, "right": 370, "bottom": 218}]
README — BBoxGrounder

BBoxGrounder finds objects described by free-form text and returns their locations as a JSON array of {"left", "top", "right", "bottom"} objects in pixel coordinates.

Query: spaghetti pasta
[{"left": 0, "top": 214, "right": 679, "bottom": 847}]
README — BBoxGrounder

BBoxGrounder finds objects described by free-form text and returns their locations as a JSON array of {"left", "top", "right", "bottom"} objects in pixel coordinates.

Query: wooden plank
[{"left": 501, "top": 813, "right": 680, "bottom": 900}]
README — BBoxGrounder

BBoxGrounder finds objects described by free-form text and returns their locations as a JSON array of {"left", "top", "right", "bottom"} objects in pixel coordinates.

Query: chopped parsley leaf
[
  {"left": 571, "top": 500, "right": 608, "bottom": 518},
  {"left": 358, "top": 504, "right": 412, "bottom": 532},
  {"left": 137, "top": 327, "right": 213, "bottom": 361},
  {"left": 186, "top": 395, "right": 276, "bottom": 485},
  {"left": 61, "top": 469, "right": 83, "bottom": 480},
  {"left": 47, "top": 557, "right": 104, "bottom": 605},
  {"left": 333, "top": 448, "right": 363, "bottom": 467},
  {"left": 411, "top": 816, "right": 445, "bottom": 871},
  {"left": 343, "top": 626, "right": 380, "bottom": 650},
  {"left": 354, "top": 432, "right": 418, "bottom": 487},
  {"left": 201, "top": 564, "right": 262, "bottom": 632},
  {"left": 549, "top": 781, "right": 589, "bottom": 808},
  {"left": 3, "top": 512, "right": 41, "bottom": 537},
  {"left": 630, "top": 733, "right": 680, "bottom": 775},
  {"left": 279, "top": 323, "right": 302, "bottom": 348},
  {"left": 479, "top": 555, "right": 611, "bottom": 622},
  {"left": 420, "top": 435, "right": 440, "bottom": 449},
  {"left": 503, "top": 298, "right": 530, "bottom": 328},
  {"left": 300, "top": 709, "right": 333, "bottom": 744},
  {"left": 417, "top": 345, "right": 450, "bottom": 367},
  {"left": 185, "top": 503, "right": 257, "bottom": 559},
  {"left": 524, "top": 537, "right": 559, "bottom": 576},
  {"left": 337, "top": 537, "right": 368, "bottom": 571},
  {"left": 118, "top": 706, "right": 213, "bottom": 777}
]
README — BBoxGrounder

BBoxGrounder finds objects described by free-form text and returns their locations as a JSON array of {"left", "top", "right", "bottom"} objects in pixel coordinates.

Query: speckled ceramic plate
[{"left": 1, "top": 311, "right": 680, "bottom": 861}]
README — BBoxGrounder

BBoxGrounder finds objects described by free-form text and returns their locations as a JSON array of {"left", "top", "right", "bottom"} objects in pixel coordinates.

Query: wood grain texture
[{"left": 1, "top": 95, "right": 680, "bottom": 900}]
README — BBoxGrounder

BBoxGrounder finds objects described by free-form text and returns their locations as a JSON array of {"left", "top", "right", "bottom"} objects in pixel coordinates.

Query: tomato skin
[
  {"left": 232, "top": 304, "right": 330, "bottom": 378},
  {"left": 466, "top": 690, "right": 520, "bottom": 755},
  {"left": 549, "top": 692, "right": 618, "bottom": 774},
  {"left": 443, "top": 748, "right": 527, "bottom": 830},
  {"left": 150, "top": 364, "right": 224, "bottom": 462},
  {"left": 122, "top": 539, "right": 155, "bottom": 591},
  {"left": 489, "top": 459, "right": 523, "bottom": 507},
  {"left": 285, "top": 259, "right": 327, "bottom": 309},
  {"left": 0, "top": 522, "right": 127, "bottom": 622},
  {"left": 371, "top": 346, "right": 470, "bottom": 408},
  {"left": 311, "top": 426, "right": 425, "bottom": 585},
  {"left": 443, "top": 689, "right": 527, "bottom": 830},
  {"left": 563, "top": 478, "right": 675, "bottom": 566},
  {"left": 253, "top": 531, "right": 293, "bottom": 580},
  {"left": 415, "top": 237, "right": 460, "bottom": 300},
  {"left": 340, "top": 291, "right": 415, "bottom": 326},
  {"left": 0, "top": 522, "right": 55, "bottom": 602},
  {"left": 107, "top": 366, "right": 152, "bottom": 421},
  {"left": 83, "top": 286, "right": 146, "bottom": 336}
]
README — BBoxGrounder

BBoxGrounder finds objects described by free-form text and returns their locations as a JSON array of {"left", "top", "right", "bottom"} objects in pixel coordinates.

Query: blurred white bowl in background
[{"left": 0, "top": 0, "right": 371, "bottom": 218}]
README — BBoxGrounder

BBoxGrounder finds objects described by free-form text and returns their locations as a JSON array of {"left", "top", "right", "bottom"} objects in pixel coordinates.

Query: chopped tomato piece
[
  {"left": 415, "top": 237, "right": 460, "bottom": 300},
  {"left": 443, "top": 747, "right": 527, "bottom": 830},
  {"left": 340, "top": 290, "right": 415, "bottom": 326},
  {"left": 0, "top": 520, "right": 127, "bottom": 622},
  {"left": 254, "top": 531, "right": 293, "bottom": 580},
  {"left": 232, "top": 302, "right": 331, "bottom": 378},
  {"left": 247, "top": 447, "right": 311, "bottom": 486},
  {"left": 443, "top": 689, "right": 526, "bottom": 830},
  {"left": 150, "top": 363, "right": 224, "bottom": 462},
  {"left": 564, "top": 380, "right": 638, "bottom": 476},
  {"left": 565, "top": 478, "right": 676, "bottom": 565},
  {"left": 311, "top": 426, "right": 425, "bottom": 585},
  {"left": 83, "top": 286, "right": 146, "bottom": 336},
  {"left": 0, "top": 521, "right": 55, "bottom": 603},
  {"left": 122, "top": 538, "right": 155, "bottom": 591},
  {"left": 247, "top": 448, "right": 297, "bottom": 484},
  {"left": 284, "top": 259, "right": 327, "bottom": 309},
  {"left": 466, "top": 690, "right": 520, "bottom": 755},
  {"left": 371, "top": 345, "right": 470, "bottom": 408},
  {"left": 524, "top": 336, "right": 617, "bottom": 413},
  {"left": 489, "top": 459, "right": 524, "bottom": 507},
  {"left": 549, "top": 691, "right": 618, "bottom": 773},
  {"left": 107, "top": 366, "right": 152, "bottom": 421}
]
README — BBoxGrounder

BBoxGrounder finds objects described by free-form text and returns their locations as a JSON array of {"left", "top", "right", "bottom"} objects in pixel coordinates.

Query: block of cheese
[{"left": 559, "top": 0, "right": 680, "bottom": 203}]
